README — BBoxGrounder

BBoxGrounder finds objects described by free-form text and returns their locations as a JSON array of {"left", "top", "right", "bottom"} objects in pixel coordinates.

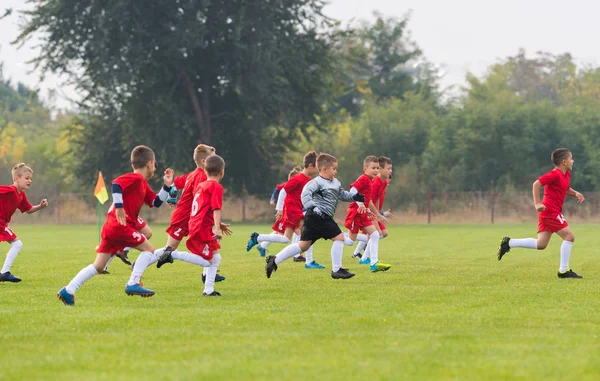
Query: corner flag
[{"left": 94, "top": 172, "right": 109, "bottom": 205}]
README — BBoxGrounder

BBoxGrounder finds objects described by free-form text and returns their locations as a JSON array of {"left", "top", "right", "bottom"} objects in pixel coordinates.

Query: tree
[{"left": 17, "top": 0, "right": 340, "bottom": 192}]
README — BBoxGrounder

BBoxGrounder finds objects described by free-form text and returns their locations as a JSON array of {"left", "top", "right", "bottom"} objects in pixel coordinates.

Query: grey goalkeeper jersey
[{"left": 301, "top": 176, "right": 356, "bottom": 218}]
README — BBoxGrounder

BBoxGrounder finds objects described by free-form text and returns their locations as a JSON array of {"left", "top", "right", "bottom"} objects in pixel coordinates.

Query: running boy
[
  {"left": 265, "top": 153, "right": 364, "bottom": 279},
  {"left": 0, "top": 163, "right": 48, "bottom": 282},
  {"left": 497, "top": 148, "right": 585, "bottom": 278},
  {"left": 57, "top": 145, "right": 174, "bottom": 305},
  {"left": 154, "top": 155, "right": 230, "bottom": 296}
]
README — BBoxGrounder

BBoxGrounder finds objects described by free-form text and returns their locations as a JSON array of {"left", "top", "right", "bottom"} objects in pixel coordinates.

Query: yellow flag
[{"left": 94, "top": 171, "right": 109, "bottom": 205}]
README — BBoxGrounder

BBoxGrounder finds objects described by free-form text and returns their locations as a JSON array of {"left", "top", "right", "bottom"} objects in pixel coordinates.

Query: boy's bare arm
[
  {"left": 213, "top": 209, "right": 223, "bottom": 240},
  {"left": 567, "top": 188, "right": 585, "bottom": 203},
  {"left": 26, "top": 199, "right": 48, "bottom": 214},
  {"left": 532, "top": 180, "right": 545, "bottom": 212}
]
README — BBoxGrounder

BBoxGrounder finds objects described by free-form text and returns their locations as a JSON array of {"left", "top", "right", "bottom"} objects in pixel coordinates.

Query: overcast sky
[{"left": 1, "top": 0, "right": 599, "bottom": 109}]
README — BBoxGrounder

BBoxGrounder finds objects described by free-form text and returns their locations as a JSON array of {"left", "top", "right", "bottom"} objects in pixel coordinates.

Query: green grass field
[{"left": 1, "top": 224, "right": 600, "bottom": 381}]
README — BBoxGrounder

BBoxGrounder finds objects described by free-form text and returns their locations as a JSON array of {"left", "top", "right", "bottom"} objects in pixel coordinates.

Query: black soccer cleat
[
  {"left": 0, "top": 271, "right": 21, "bottom": 282},
  {"left": 557, "top": 269, "right": 583, "bottom": 279},
  {"left": 331, "top": 268, "right": 355, "bottom": 279},
  {"left": 156, "top": 246, "right": 174, "bottom": 268},
  {"left": 202, "top": 273, "right": 226, "bottom": 284},
  {"left": 497, "top": 236, "right": 510, "bottom": 261},
  {"left": 99, "top": 270, "right": 110, "bottom": 275},
  {"left": 202, "top": 291, "right": 222, "bottom": 296},
  {"left": 293, "top": 255, "right": 306, "bottom": 262},
  {"left": 116, "top": 250, "right": 132, "bottom": 266},
  {"left": 265, "top": 255, "right": 278, "bottom": 278}
]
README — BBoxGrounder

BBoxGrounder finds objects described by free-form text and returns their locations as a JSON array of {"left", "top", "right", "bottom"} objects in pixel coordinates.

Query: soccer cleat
[
  {"left": 99, "top": 270, "right": 110, "bottom": 275},
  {"left": 257, "top": 245, "right": 266, "bottom": 257},
  {"left": 370, "top": 262, "right": 392, "bottom": 272},
  {"left": 156, "top": 246, "right": 174, "bottom": 268},
  {"left": 351, "top": 252, "right": 363, "bottom": 259},
  {"left": 202, "top": 291, "right": 222, "bottom": 296},
  {"left": 246, "top": 232, "right": 259, "bottom": 252},
  {"left": 331, "top": 268, "right": 355, "bottom": 279},
  {"left": 57, "top": 287, "right": 75, "bottom": 306},
  {"left": 202, "top": 273, "right": 226, "bottom": 284},
  {"left": 305, "top": 261, "right": 325, "bottom": 269},
  {"left": 116, "top": 250, "right": 132, "bottom": 266},
  {"left": 557, "top": 269, "right": 583, "bottom": 279},
  {"left": 265, "top": 255, "right": 278, "bottom": 278},
  {"left": 0, "top": 271, "right": 21, "bottom": 282},
  {"left": 359, "top": 257, "right": 370, "bottom": 265},
  {"left": 497, "top": 236, "right": 510, "bottom": 261},
  {"left": 125, "top": 283, "right": 155, "bottom": 297},
  {"left": 293, "top": 255, "right": 307, "bottom": 262}
]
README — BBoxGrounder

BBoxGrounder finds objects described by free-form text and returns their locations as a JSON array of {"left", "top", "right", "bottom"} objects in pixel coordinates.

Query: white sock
[
  {"left": 127, "top": 251, "right": 156, "bottom": 286},
  {"left": 509, "top": 238, "right": 538, "bottom": 249},
  {"left": 65, "top": 264, "right": 98, "bottom": 294},
  {"left": 292, "top": 233, "right": 302, "bottom": 258},
  {"left": 203, "top": 267, "right": 208, "bottom": 276},
  {"left": 331, "top": 240, "right": 344, "bottom": 272},
  {"left": 103, "top": 255, "right": 114, "bottom": 271},
  {"left": 171, "top": 250, "right": 211, "bottom": 267},
  {"left": 559, "top": 241, "right": 573, "bottom": 273},
  {"left": 275, "top": 244, "right": 302, "bottom": 265},
  {"left": 258, "top": 234, "right": 290, "bottom": 244},
  {"left": 259, "top": 241, "right": 271, "bottom": 249},
  {"left": 368, "top": 231, "right": 381, "bottom": 266},
  {"left": 343, "top": 235, "right": 355, "bottom": 246},
  {"left": 203, "top": 254, "right": 221, "bottom": 294},
  {"left": 306, "top": 245, "right": 314, "bottom": 263},
  {"left": 356, "top": 234, "right": 368, "bottom": 243},
  {"left": 124, "top": 247, "right": 132, "bottom": 252},
  {"left": 1, "top": 240, "right": 23, "bottom": 274},
  {"left": 353, "top": 240, "right": 367, "bottom": 256}
]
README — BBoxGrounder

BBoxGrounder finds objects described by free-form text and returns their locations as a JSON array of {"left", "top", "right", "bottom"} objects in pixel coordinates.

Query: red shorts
[
  {"left": 97, "top": 224, "right": 147, "bottom": 254},
  {"left": 134, "top": 216, "right": 147, "bottom": 231},
  {"left": 281, "top": 210, "right": 303, "bottom": 231},
  {"left": 165, "top": 223, "right": 189, "bottom": 240},
  {"left": 271, "top": 219, "right": 285, "bottom": 234},
  {"left": 538, "top": 213, "right": 569, "bottom": 233},
  {"left": 186, "top": 238, "right": 221, "bottom": 260},
  {"left": 344, "top": 209, "right": 373, "bottom": 234},
  {"left": 0, "top": 225, "right": 17, "bottom": 242}
]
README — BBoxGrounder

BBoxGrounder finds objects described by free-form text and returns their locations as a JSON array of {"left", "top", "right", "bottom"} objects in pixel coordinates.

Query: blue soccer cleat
[
  {"left": 359, "top": 257, "right": 371, "bottom": 265},
  {"left": 305, "top": 261, "right": 326, "bottom": 269},
  {"left": 246, "top": 232, "right": 259, "bottom": 252},
  {"left": 57, "top": 287, "right": 75, "bottom": 306},
  {"left": 125, "top": 283, "right": 155, "bottom": 297},
  {"left": 370, "top": 262, "right": 392, "bottom": 272},
  {"left": 257, "top": 245, "right": 266, "bottom": 257},
  {"left": 0, "top": 271, "right": 21, "bottom": 282}
]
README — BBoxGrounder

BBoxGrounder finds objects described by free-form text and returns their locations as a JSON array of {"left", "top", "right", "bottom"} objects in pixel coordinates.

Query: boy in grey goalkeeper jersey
[{"left": 265, "top": 153, "right": 364, "bottom": 280}]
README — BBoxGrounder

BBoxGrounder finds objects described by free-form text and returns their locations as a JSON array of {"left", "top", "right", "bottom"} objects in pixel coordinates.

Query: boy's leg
[
  {"left": 362, "top": 225, "right": 390, "bottom": 272},
  {"left": 555, "top": 227, "right": 581, "bottom": 278},
  {"left": 265, "top": 240, "right": 310, "bottom": 278},
  {"left": 58, "top": 253, "right": 112, "bottom": 305},
  {"left": 101, "top": 256, "right": 114, "bottom": 274},
  {"left": 203, "top": 253, "right": 222, "bottom": 296},
  {"left": 330, "top": 234, "right": 354, "bottom": 279},
  {"left": 0, "top": 239, "right": 24, "bottom": 282},
  {"left": 125, "top": 240, "right": 158, "bottom": 297},
  {"left": 292, "top": 232, "right": 306, "bottom": 261},
  {"left": 497, "top": 231, "right": 551, "bottom": 260}
]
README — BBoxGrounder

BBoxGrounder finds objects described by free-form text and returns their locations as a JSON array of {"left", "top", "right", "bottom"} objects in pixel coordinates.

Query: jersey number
[
  {"left": 191, "top": 192, "right": 202, "bottom": 217},
  {"left": 4, "top": 227, "right": 14, "bottom": 236},
  {"left": 132, "top": 232, "right": 143, "bottom": 242},
  {"left": 173, "top": 228, "right": 182, "bottom": 237},
  {"left": 556, "top": 214, "right": 567, "bottom": 224}
]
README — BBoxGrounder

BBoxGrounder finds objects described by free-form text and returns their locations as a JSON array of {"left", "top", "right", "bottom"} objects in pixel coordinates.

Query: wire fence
[{"left": 9, "top": 190, "right": 600, "bottom": 225}]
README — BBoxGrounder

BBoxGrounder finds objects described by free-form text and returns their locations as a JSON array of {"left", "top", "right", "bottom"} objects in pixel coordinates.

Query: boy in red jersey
[
  {"left": 497, "top": 148, "right": 585, "bottom": 278},
  {"left": 0, "top": 163, "right": 48, "bottom": 282},
  {"left": 57, "top": 145, "right": 174, "bottom": 305},
  {"left": 246, "top": 151, "right": 318, "bottom": 257},
  {"left": 356, "top": 156, "right": 393, "bottom": 262},
  {"left": 343, "top": 156, "right": 390, "bottom": 272},
  {"left": 152, "top": 155, "right": 230, "bottom": 296}
]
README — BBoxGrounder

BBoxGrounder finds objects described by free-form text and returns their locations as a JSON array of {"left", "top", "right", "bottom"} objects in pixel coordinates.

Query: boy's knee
[
  {"left": 11, "top": 240, "right": 23, "bottom": 249},
  {"left": 537, "top": 242, "right": 548, "bottom": 250},
  {"left": 211, "top": 254, "right": 221, "bottom": 265},
  {"left": 566, "top": 234, "right": 575, "bottom": 243}
]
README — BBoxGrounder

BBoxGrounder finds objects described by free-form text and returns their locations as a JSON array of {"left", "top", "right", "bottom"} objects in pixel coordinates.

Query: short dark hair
[
  {"left": 363, "top": 155, "right": 378, "bottom": 167},
  {"left": 317, "top": 153, "right": 337, "bottom": 171},
  {"left": 551, "top": 148, "right": 571, "bottom": 166},
  {"left": 131, "top": 145, "right": 155, "bottom": 169},
  {"left": 378, "top": 156, "right": 392, "bottom": 168},
  {"left": 303, "top": 151, "right": 318, "bottom": 168},
  {"left": 205, "top": 155, "right": 225, "bottom": 176}
]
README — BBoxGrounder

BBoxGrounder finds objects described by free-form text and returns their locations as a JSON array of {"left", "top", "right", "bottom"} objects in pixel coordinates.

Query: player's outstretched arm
[
  {"left": 27, "top": 199, "right": 49, "bottom": 214},
  {"left": 567, "top": 188, "right": 585, "bottom": 204},
  {"left": 532, "top": 180, "right": 545, "bottom": 212},
  {"left": 213, "top": 209, "right": 223, "bottom": 240}
]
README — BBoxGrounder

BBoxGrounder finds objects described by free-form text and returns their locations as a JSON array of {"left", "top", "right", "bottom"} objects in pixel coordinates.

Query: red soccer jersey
[
  {"left": 173, "top": 173, "right": 189, "bottom": 190},
  {"left": 371, "top": 176, "right": 388, "bottom": 210},
  {"left": 169, "top": 168, "right": 207, "bottom": 227},
  {"left": 538, "top": 168, "right": 570, "bottom": 218},
  {"left": 348, "top": 174, "right": 373, "bottom": 212},
  {"left": 0, "top": 185, "right": 32, "bottom": 225},
  {"left": 283, "top": 173, "right": 312, "bottom": 215},
  {"left": 188, "top": 179, "right": 223, "bottom": 241},
  {"left": 107, "top": 173, "right": 156, "bottom": 227}
]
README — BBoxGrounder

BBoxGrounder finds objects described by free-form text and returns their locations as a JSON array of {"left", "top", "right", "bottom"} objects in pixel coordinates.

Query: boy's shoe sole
[
  {"left": 125, "top": 284, "right": 155, "bottom": 297},
  {"left": 57, "top": 287, "right": 75, "bottom": 306},
  {"left": 156, "top": 246, "right": 174, "bottom": 268},
  {"left": 265, "top": 255, "right": 278, "bottom": 278},
  {"left": 247, "top": 232, "right": 259, "bottom": 251},
  {"left": 497, "top": 236, "right": 510, "bottom": 260}
]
